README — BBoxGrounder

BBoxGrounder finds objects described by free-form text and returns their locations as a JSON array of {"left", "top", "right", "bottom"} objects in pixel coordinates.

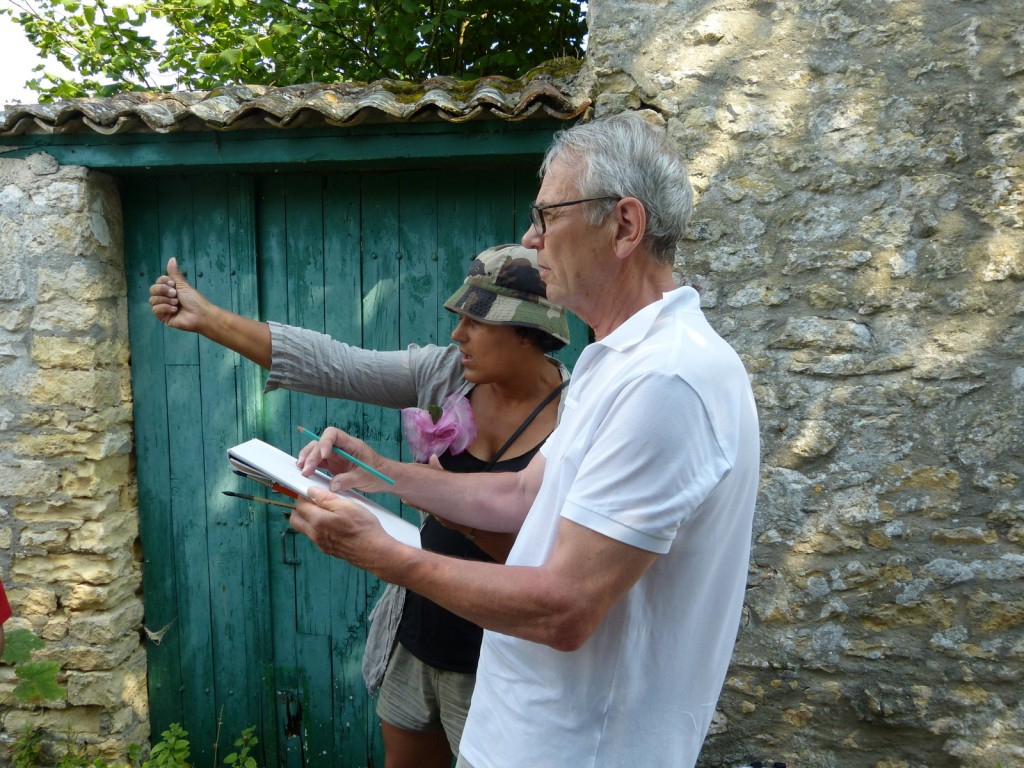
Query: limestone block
[
  {"left": 770, "top": 316, "right": 875, "bottom": 352},
  {"left": 982, "top": 232, "right": 1024, "bottom": 281},
  {"left": 0, "top": 458, "right": 62, "bottom": 498},
  {"left": 12, "top": 550, "right": 134, "bottom": 587},
  {"left": 31, "top": 180, "right": 85, "bottom": 212},
  {"left": 0, "top": 306, "right": 31, "bottom": 330},
  {"left": 788, "top": 418, "right": 842, "bottom": 460},
  {"left": 31, "top": 337, "right": 131, "bottom": 370},
  {"left": 66, "top": 576, "right": 141, "bottom": 610},
  {"left": 60, "top": 456, "right": 134, "bottom": 498},
  {"left": 41, "top": 613, "right": 70, "bottom": 641},
  {"left": 60, "top": 633, "right": 139, "bottom": 672},
  {"left": 6, "top": 587, "right": 58, "bottom": 615},
  {"left": 16, "top": 496, "right": 121, "bottom": 526},
  {"left": 860, "top": 594, "right": 958, "bottom": 630},
  {"left": 28, "top": 368, "right": 128, "bottom": 409},
  {"left": 77, "top": 404, "right": 134, "bottom": 434},
  {"left": 19, "top": 526, "right": 70, "bottom": 550},
  {"left": 3, "top": 708, "right": 102, "bottom": 738},
  {"left": 0, "top": 240, "right": 28, "bottom": 303},
  {"left": 67, "top": 647, "right": 147, "bottom": 709},
  {"left": 29, "top": 296, "right": 125, "bottom": 334},
  {"left": 69, "top": 600, "right": 144, "bottom": 645},
  {"left": 37, "top": 262, "right": 127, "bottom": 303},
  {"left": 105, "top": 705, "right": 151, "bottom": 750},
  {"left": 968, "top": 592, "right": 1024, "bottom": 633},
  {"left": 932, "top": 527, "right": 999, "bottom": 545},
  {"left": 69, "top": 512, "right": 139, "bottom": 555},
  {"left": 25, "top": 152, "right": 59, "bottom": 176}
]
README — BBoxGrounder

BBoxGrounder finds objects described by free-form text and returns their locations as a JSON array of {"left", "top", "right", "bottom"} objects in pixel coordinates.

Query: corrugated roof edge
[{"left": 0, "top": 58, "right": 590, "bottom": 137}]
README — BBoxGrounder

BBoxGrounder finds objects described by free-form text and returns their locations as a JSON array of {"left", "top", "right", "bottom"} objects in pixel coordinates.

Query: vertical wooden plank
[
  {"left": 472, "top": 170, "right": 518, "bottom": 250},
  {"left": 323, "top": 173, "right": 381, "bottom": 767},
  {"left": 398, "top": 170, "right": 440, "bottom": 347},
  {"left": 228, "top": 174, "right": 279, "bottom": 765},
  {"left": 255, "top": 176, "right": 306, "bottom": 768},
  {"left": 282, "top": 175, "right": 332, "bottom": 639},
  {"left": 152, "top": 177, "right": 219, "bottom": 763},
  {"left": 435, "top": 169, "right": 482, "bottom": 345},
  {"left": 282, "top": 174, "right": 339, "bottom": 764},
  {"left": 359, "top": 174, "right": 402, "bottom": 464},
  {"left": 123, "top": 177, "right": 184, "bottom": 737},
  {"left": 360, "top": 172, "right": 406, "bottom": 768},
  {"left": 191, "top": 176, "right": 261, "bottom": 747},
  {"left": 165, "top": 360, "right": 218, "bottom": 757}
]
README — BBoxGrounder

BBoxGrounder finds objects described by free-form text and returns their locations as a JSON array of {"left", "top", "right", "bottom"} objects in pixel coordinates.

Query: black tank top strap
[{"left": 483, "top": 379, "right": 568, "bottom": 470}]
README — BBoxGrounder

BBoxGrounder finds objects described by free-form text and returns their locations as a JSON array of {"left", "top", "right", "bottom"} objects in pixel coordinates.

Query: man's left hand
[{"left": 289, "top": 486, "right": 396, "bottom": 575}]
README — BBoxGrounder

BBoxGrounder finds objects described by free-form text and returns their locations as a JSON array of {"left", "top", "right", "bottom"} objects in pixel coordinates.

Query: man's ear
[{"left": 611, "top": 197, "right": 647, "bottom": 260}]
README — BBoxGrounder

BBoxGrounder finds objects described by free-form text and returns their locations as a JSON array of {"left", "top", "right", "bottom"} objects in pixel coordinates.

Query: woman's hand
[
  {"left": 149, "top": 257, "right": 212, "bottom": 333},
  {"left": 295, "top": 426, "right": 396, "bottom": 495}
]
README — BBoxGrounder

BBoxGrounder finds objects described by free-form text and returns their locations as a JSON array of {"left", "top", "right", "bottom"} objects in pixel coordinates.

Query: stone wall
[
  {"left": 0, "top": 153, "right": 147, "bottom": 757},
  {"left": 585, "top": 0, "right": 1023, "bottom": 766},
  {"left": 0, "top": 0, "right": 1022, "bottom": 765}
]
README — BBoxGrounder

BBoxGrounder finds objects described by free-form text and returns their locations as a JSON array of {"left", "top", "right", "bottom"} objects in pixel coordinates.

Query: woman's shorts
[{"left": 375, "top": 642, "right": 477, "bottom": 755}]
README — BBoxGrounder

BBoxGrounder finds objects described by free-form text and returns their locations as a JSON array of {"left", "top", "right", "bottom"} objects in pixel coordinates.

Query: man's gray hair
[{"left": 540, "top": 112, "right": 693, "bottom": 265}]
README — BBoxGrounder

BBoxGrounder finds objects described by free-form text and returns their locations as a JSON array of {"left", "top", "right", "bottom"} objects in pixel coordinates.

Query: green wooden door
[{"left": 124, "top": 166, "right": 587, "bottom": 768}]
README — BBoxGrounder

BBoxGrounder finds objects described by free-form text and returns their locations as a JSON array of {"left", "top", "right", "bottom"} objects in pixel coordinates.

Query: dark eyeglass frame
[{"left": 528, "top": 196, "right": 621, "bottom": 235}]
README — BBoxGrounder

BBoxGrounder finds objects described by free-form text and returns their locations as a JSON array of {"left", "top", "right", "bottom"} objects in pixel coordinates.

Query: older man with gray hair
[{"left": 292, "top": 112, "right": 761, "bottom": 768}]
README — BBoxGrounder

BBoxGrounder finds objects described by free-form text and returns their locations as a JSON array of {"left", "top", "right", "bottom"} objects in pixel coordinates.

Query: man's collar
[{"left": 595, "top": 286, "right": 700, "bottom": 353}]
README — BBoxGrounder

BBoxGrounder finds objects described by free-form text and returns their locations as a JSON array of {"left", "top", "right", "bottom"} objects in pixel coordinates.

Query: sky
[
  {"left": 0, "top": 0, "right": 173, "bottom": 106},
  {"left": 0, "top": 0, "right": 43, "bottom": 105},
  {"left": 0, "top": 1, "right": 588, "bottom": 107}
]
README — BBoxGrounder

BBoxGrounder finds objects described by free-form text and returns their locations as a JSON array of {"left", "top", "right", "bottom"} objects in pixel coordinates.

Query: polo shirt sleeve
[{"left": 559, "top": 372, "right": 734, "bottom": 554}]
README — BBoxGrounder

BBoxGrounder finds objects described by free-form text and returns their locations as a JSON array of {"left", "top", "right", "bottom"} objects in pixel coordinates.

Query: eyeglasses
[{"left": 528, "top": 196, "right": 621, "bottom": 235}]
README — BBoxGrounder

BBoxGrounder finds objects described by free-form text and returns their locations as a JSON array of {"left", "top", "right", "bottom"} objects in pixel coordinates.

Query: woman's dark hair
[{"left": 515, "top": 325, "right": 567, "bottom": 353}]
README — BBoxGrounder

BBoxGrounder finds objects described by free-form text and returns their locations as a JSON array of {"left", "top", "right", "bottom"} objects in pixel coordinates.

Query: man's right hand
[{"left": 149, "top": 257, "right": 211, "bottom": 333}]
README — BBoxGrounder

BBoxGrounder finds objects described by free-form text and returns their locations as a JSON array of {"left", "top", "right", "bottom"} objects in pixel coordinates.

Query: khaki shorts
[{"left": 376, "top": 642, "right": 476, "bottom": 756}]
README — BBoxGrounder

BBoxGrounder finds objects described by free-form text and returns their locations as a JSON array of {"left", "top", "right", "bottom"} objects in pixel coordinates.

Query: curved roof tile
[{"left": 0, "top": 61, "right": 589, "bottom": 137}]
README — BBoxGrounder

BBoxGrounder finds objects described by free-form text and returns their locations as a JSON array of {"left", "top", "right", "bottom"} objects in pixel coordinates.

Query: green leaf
[
  {"left": 2, "top": 628, "right": 45, "bottom": 665},
  {"left": 13, "top": 660, "right": 66, "bottom": 703},
  {"left": 5, "top": 0, "right": 586, "bottom": 97}
]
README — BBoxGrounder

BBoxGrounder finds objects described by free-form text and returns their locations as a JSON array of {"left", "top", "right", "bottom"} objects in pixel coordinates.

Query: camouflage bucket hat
[{"left": 444, "top": 244, "right": 570, "bottom": 345}]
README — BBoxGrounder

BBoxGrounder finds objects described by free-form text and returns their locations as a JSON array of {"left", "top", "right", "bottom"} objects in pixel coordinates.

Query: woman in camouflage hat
[{"left": 150, "top": 244, "right": 570, "bottom": 768}]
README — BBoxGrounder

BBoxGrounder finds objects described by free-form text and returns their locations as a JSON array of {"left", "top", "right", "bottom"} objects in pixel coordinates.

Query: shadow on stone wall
[{"left": 587, "top": 0, "right": 1023, "bottom": 766}]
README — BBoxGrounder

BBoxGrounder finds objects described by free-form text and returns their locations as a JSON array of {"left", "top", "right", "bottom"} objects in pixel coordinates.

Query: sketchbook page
[{"left": 227, "top": 438, "right": 421, "bottom": 549}]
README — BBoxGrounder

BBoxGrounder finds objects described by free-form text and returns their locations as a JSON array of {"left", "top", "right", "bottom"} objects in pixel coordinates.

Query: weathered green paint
[
  {"left": 0, "top": 121, "right": 564, "bottom": 172},
  {"left": 124, "top": 158, "right": 586, "bottom": 767},
  {"left": 126, "top": 174, "right": 278, "bottom": 761}
]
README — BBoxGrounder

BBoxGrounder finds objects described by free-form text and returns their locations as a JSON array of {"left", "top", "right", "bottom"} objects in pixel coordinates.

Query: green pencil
[{"left": 297, "top": 426, "right": 396, "bottom": 485}]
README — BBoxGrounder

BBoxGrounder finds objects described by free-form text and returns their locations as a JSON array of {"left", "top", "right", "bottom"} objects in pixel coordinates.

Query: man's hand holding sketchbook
[{"left": 227, "top": 437, "right": 421, "bottom": 549}]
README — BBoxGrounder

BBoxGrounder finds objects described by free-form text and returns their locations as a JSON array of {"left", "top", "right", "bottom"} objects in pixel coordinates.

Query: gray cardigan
[{"left": 265, "top": 321, "right": 569, "bottom": 414}]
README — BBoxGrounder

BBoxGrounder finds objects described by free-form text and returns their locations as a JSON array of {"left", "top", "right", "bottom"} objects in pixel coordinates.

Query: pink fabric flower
[{"left": 401, "top": 393, "right": 477, "bottom": 463}]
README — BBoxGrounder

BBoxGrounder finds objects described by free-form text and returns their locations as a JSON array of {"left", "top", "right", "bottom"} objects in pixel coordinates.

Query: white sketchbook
[{"left": 227, "top": 438, "right": 420, "bottom": 549}]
